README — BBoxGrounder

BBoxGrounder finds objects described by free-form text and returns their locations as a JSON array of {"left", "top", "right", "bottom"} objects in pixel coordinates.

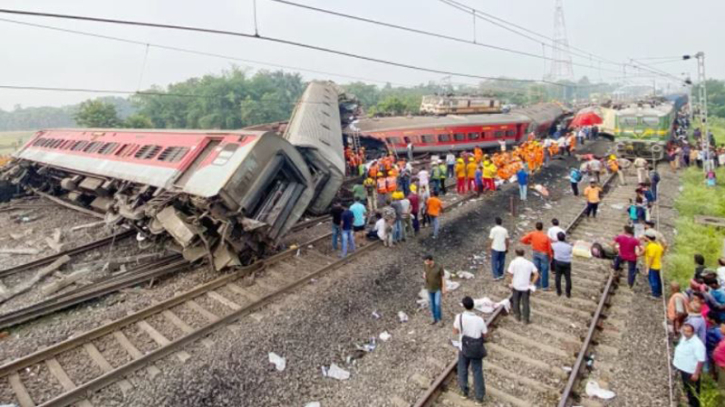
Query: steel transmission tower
[{"left": 548, "top": 0, "right": 575, "bottom": 82}]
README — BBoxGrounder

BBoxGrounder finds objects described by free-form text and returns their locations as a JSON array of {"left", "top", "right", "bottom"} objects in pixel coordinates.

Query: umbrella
[{"left": 570, "top": 110, "right": 602, "bottom": 127}]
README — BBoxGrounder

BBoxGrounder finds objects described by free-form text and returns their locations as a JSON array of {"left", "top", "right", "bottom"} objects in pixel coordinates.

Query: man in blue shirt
[
  {"left": 340, "top": 206, "right": 356, "bottom": 258},
  {"left": 349, "top": 199, "right": 367, "bottom": 247},
  {"left": 516, "top": 166, "right": 529, "bottom": 201}
]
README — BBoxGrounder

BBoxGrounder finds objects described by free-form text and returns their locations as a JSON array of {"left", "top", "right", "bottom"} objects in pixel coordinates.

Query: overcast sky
[{"left": 0, "top": 0, "right": 721, "bottom": 110}]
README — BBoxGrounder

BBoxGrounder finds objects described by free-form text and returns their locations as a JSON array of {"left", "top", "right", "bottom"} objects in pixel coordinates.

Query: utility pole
[
  {"left": 684, "top": 52, "right": 709, "bottom": 172},
  {"left": 548, "top": 0, "right": 575, "bottom": 103}
]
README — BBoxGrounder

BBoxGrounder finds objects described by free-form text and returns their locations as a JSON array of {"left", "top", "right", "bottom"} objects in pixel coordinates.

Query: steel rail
[
  {"left": 0, "top": 229, "right": 135, "bottom": 278},
  {"left": 413, "top": 172, "right": 617, "bottom": 407},
  {"left": 36, "top": 241, "right": 383, "bottom": 407}
]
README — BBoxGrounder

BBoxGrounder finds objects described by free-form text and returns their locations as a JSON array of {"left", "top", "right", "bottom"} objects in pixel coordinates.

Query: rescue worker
[
  {"left": 386, "top": 170, "right": 398, "bottom": 197},
  {"left": 431, "top": 163, "right": 442, "bottom": 195},
  {"left": 363, "top": 176, "right": 377, "bottom": 211},
  {"left": 368, "top": 160, "right": 379, "bottom": 179},
  {"left": 437, "top": 160, "right": 448, "bottom": 195},
  {"left": 482, "top": 160, "right": 497, "bottom": 192},
  {"left": 455, "top": 158, "right": 467, "bottom": 194},
  {"left": 376, "top": 173, "right": 388, "bottom": 208},
  {"left": 608, "top": 155, "right": 624, "bottom": 186},
  {"left": 466, "top": 157, "right": 477, "bottom": 193}
]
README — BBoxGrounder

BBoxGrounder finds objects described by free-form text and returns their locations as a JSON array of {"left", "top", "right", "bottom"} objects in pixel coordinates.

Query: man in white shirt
[
  {"left": 488, "top": 217, "right": 510, "bottom": 281},
  {"left": 633, "top": 157, "right": 648, "bottom": 184},
  {"left": 547, "top": 218, "right": 565, "bottom": 242},
  {"left": 673, "top": 323, "right": 706, "bottom": 406},
  {"left": 507, "top": 249, "right": 539, "bottom": 324},
  {"left": 453, "top": 296, "right": 487, "bottom": 403},
  {"left": 372, "top": 213, "right": 391, "bottom": 247},
  {"left": 445, "top": 151, "right": 456, "bottom": 179},
  {"left": 416, "top": 168, "right": 429, "bottom": 191}
]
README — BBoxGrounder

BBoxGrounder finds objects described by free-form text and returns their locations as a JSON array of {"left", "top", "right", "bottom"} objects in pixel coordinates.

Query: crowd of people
[{"left": 666, "top": 128, "right": 721, "bottom": 187}]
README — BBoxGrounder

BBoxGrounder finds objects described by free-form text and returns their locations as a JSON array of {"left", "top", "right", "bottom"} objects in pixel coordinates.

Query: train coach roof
[
  {"left": 36, "top": 128, "right": 269, "bottom": 137},
  {"left": 349, "top": 112, "right": 531, "bottom": 133}
]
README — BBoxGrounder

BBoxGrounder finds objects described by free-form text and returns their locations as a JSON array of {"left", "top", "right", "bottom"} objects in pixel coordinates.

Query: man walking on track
[
  {"left": 516, "top": 165, "right": 529, "bottom": 201},
  {"left": 426, "top": 191, "right": 443, "bottom": 239},
  {"left": 583, "top": 180, "right": 603, "bottom": 218},
  {"left": 424, "top": 254, "right": 446, "bottom": 325},
  {"left": 644, "top": 230, "right": 664, "bottom": 298},
  {"left": 507, "top": 249, "right": 539, "bottom": 324},
  {"left": 613, "top": 225, "right": 642, "bottom": 288},
  {"left": 453, "top": 296, "right": 487, "bottom": 404},
  {"left": 489, "top": 217, "right": 510, "bottom": 280},
  {"left": 569, "top": 166, "right": 582, "bottom": 196},
  {"left": 520, "top": 222, "right": 553, "bottom": 290},
  {"left": 634, "top": 156, "right": 649, "bottom": 184},
  {"left": 552, "top": 232, "right": 573, "bottom": 298}
]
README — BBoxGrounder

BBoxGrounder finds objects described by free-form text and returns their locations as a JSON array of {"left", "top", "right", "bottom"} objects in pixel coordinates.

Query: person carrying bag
[{"left": 454, "top": 296, "right": 488, "bottom": 404}]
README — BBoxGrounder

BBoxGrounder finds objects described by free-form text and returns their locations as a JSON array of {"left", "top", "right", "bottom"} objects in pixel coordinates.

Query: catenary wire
[{"left": 0, "top": 8, "right": 568, "bottom": 87}]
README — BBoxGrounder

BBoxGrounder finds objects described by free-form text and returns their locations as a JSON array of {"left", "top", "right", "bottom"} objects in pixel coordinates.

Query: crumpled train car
[
  {"left": 1, "top": 129, "right": 314, "bottom": 269},
  {"left": 283, "top": 81, "right": 346, "bottom": 215}
]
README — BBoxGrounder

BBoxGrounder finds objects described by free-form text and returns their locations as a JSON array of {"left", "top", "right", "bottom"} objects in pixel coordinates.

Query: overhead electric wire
[
  {"left": 0, "top": 8, "right": 565, "bottom": 87},
  {"left": 0, "top": 17, "right": 416, "bottom": 88},
  {"left": 269, "top": 0, "right": 623, "bottom": 75}
]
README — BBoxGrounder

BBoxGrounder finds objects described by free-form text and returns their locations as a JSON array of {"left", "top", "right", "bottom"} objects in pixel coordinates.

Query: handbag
[{"left": 460, "top": 313, "right": 487, "bottom": 359}]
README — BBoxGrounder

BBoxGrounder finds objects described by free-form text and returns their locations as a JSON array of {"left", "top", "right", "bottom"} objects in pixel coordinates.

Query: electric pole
[{"left": 684, "top": 52, "right": 709, "bottom": 172}]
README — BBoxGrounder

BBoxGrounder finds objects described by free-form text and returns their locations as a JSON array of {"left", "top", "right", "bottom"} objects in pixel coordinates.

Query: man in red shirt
[
  {"left": 520, "top": 222, "right": 553, "bottom": 290},
  {"left": 612, "top": 225, "right": 643, "bottom": 288}
]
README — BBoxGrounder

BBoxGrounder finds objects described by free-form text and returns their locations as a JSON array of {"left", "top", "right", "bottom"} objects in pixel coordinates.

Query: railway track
[
  {"left": 0, "top": 181, "right": 477, "bottom": 407},
  {"left": 414, "top": 169, "right": 653, "bottom": 407}
]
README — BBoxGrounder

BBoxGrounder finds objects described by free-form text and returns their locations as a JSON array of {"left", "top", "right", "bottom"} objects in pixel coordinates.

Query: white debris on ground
[
  {"left": 585, "top": 380, "right": 616, "bottom": 400},
  {"left": 397, "top": 311, "right": 408, "bottom": 323},
  {"left": 322, "top": 363, "right": 350, "bottom": 381},
  {"left": 268, "top": 352, "right": 286, "bottom": 372},
  {"left": 379, "top": 331, "right": 391, "bottom": 342}
]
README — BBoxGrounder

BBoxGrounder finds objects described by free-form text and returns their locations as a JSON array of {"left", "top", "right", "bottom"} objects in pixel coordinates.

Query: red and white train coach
[
  {"left": 348, "top": 103, "right": 564, "bottom": 154},
  {"left": 6, "top": 128, "right": 315, "bottom": 269}
]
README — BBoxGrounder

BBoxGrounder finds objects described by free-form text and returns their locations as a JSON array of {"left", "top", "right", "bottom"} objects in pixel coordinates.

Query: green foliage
[
  {"left": 123, "top": 114, "right": 153, "bottom": 129},
  {"left": 697, "top": 376, "right": 725, "bottom": 407},
  {"left": 132, "top": 68, "right": 305, "bottom": 129},
  {"left": 74, "top": 100, "right": 122, "bottom": 128}
]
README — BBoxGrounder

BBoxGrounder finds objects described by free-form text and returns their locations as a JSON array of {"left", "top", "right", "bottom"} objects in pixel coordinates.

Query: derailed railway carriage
[{"left": 2, "top": 129, "right": 315, "bottom": 270}]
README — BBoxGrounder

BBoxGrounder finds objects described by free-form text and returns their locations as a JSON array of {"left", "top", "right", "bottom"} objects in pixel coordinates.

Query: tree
[
  {"left": 74, "top": 100, "right": 121, "bottom": 128},
  {"left": 124, "top": 114, "right": 153, "bottom": 128}
]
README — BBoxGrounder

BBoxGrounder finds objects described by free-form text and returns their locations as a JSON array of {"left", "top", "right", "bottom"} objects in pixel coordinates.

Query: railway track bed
[{"left": 416, "top": 170, "right": 663, "bottom": 407}]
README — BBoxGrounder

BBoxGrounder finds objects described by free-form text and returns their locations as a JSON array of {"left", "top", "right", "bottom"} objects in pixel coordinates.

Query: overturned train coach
[{"left": 1, "top": 128, "right": 317, "bottom": 270}]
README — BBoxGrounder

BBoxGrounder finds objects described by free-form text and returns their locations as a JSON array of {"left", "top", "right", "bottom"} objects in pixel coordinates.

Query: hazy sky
[{"left": 0, "top": 0, "right": 721, "bottom": 110}]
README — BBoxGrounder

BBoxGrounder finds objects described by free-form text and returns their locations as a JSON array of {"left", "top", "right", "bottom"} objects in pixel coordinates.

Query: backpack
[{"left": 571, "top": 169, "right": 582, "bottom": 182}]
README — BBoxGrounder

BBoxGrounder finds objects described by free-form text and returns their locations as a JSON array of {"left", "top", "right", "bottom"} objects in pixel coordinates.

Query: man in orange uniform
[
  {"left": 455, "top": 158, "right": 467, "bottom": 194},
  {"left": 376, "top": 173, "right": 388, "bottom": 208},
  {"left": 520, "top": 221, "right": 553, "bottom": 290},
  {"left": 473, "top": 146, "right": 483, "bottom": 164},
  {"left": 466, "top": 158, "right": 478, "bottom": 193},
  {"left": 426, "top": 191, "right": 443, "bottom": 239}
]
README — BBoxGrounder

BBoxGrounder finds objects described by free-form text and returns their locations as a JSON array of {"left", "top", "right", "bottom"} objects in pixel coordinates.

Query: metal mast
[{"left": 548, "top": 0, "right": 575, "bottom": 82}]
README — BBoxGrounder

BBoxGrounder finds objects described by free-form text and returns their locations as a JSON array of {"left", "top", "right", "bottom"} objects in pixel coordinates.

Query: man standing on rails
[
  {"left": 507, "top": 248, "right": 539, "bottom": 324},
  {"left": 613, "top": 225, "right": 642, "bottom": 288},
  {"left": 489, "top": 217, "right": 510, "bottom": 281},
  {"left": 423, "top": 254, "right": 446, "bottom": 325},
  {"left": 520, "top": 222, "right": 553, "bottom": 290},
  {"left": 453, "top": 296, "right": 487, "bottom": 404},
  {"left": 330, "top": 201, "right": 344, "bottom": 253},
  {"left": 552, "top": 232, "right": 573, "bottom": 298},
  {"left": 583, "top": 180, "right": 603, "bottom": 218},
  {"left": 673, "top": 323, "right": 706, "bottom": 407},
  {"left": 643, "top": 230, "right": 664, "bottom": 299},
  {"left": 634, "top": 156, "right": 649, "bottom": 184},
  {"left": 426, "top": 191, "right": 443, "bottom": 239},
  {"left": 446, "top": 150, "right": 456, "bottom": 179}
]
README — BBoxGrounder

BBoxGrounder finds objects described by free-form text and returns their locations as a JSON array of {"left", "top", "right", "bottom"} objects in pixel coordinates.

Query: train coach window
[
  {"left": 621, "top": 116, "right": 638, "bottom": 126},
  {"left": 421, "top": 134, "right": 435, "bottom": 143},
  {"left": 115, "top": 143, "right": 139, "bottom": 157},
  {"left": 438, "top": 134, "right": 450, "bottom": 142},
  {"left": 642, "top": 117, "right": 660, "bottom": 126},
  {"left": 134, "top": 144, "right": 162, "bottom": 160},
  {"left": 453, "top": 133, "right": 465, "bottom": 141},
  {"left": 32, "top": 139, "right": 45, "bottom": 147},
  {"left": 158, "top": 146, "right": 190, "bottom": 163},
  {"left": 468, "top": 133, "right": 480, "bottom": 140},
  {"left": 506, "top": 130, "right": 517, "bottom": 137},
  {"left": 60, "top": 140, "right": 73, "bottom": 149},
  {"left": 98, "top": 142, "right": 119, "bottom": 155},
  {"left": 388, "top": 137, "right": 402, "bottom": 144},
  {"left": 212, "top": 143, "right": 238, "bottom": 166},
  {"left": 84, "top": 141, "right": 104, "bottom": 154},
  {"left": 52, "top": 139, "right": 64, "bottom": 149},
  {"left": 494, "top": 131, "right": 504, "bottom": 138},
  {"left": 71, "top": 141, "right": 88, "bottom": 151}
]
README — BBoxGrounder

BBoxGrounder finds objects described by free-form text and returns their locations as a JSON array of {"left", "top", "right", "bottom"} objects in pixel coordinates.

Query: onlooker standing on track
[
  {"left": 489, "top": 217, "right": 510, "bottom": 281},
  {"left": 417, "top": 167, "right": 430, "bottom": 193},
  {"left": 686, "top": 302, "right": 707, "bottom": 345},
  {"left": 424, "top": 254, "right": 446, "bottom": 325},
  {"left": 391, "top": 193, "right": 405, "bottom": 243},
  {"left": 407, "top": 185, "right": 420, "bottom": 236},
  {"left": 552, "top": 232, "right": 573, "bottom": 298},
  {"left": 520, "top": 222, "right": 553, "bottom": 290},
  {"left": 583, "top": 180, "right": 603, "bottom": 218},
  {"left": 340, "top": 205, "right": 355, "bottom": 258},
  {"left": 547, "top": 218, "right": 565, "bottom": 242},
  {"left": 400, "top": 192, "right": 412, "bottom": 239},
  {"left": 426, "top": 191, "right": 443, "bottom": 239},
  {"left": 613, "top": 225, "right": 642, "bottom": 288},
  {"left": 634, "top": 157, "right": 648, "bottom": 184},
  {"left": 349, "top": 199, "right": 367, "bottom": 247},
  {"left": 516, "top": 165, "right": 529, "bottom": 201},
  {"left": 453, "top": 296, "right": 487, "bottom": 404},
  {"left": 330, "top": 201, "right": 344, "bottom": 252},
  {"left": 668, "top": 281, "right": 691, "bottom": 335},
  {"left": 507, "top": 249, "right": 539, "bottom": 324},
  {"left": 587, "top": 156, "right": 602, "bottom": 184},
  {"left": 352, "top": 182, "right": 366, "bottom": 207},
  {"left": 569, "top": 166, "right": 582, "bottom": 196},
  {"left": 643, "top": 231, "right": 664, "bottom": 299},
  {"left": 644, "top": 221, "right": 668, "bottom": 253},
  {"left": 438, "top": 160, "right": 448, "bottom": 195},
  {"left": 446, "top": 151, "right": 456, "bottom": 179},
  {"left": 673, "top": 323, "right": 706, "bottom": 407}
]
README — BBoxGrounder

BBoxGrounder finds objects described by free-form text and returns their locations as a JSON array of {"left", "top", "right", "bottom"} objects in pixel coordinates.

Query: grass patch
[
  {"left": 710, "top": 117, "right": 725, "bottom": 145},
  {"left": 0, "top": 131, "right": 34, "bottom": 155}
]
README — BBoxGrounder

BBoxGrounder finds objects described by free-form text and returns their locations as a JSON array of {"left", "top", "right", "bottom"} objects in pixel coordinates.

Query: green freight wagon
[{"left": 599, "top": 103, "right": 675, "bottom": 161}]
